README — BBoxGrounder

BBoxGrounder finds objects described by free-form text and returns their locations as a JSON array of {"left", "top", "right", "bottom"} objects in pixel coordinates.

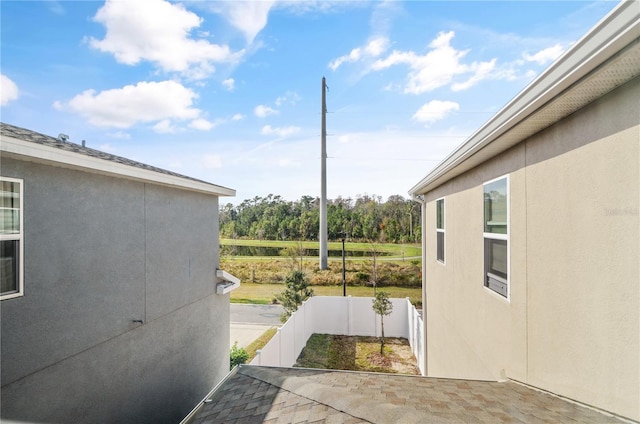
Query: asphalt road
[{"left": 230, "top": 304, "right": 283, "bottom": 325}]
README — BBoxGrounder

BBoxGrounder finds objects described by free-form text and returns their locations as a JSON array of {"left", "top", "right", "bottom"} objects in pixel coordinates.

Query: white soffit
[
  {"left": 1, "top": 135, "right": 236, "bottom": 197},
  {"left": 409, "top": 0, "right": 640, "bottom": 196}
]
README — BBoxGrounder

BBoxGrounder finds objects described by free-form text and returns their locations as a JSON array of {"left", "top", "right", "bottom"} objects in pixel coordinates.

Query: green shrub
[
  {"left": 354, "top": 271, "right": 370, "bottom": 284},
  {"left": 230, "top": 342, "right": 249, "bottom": 369},
  {"left": 275, "top": 270, "right": 314, "bottom": 322}
]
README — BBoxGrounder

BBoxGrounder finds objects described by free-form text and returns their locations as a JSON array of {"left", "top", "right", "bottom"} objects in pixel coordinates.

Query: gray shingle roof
[
  {"left": 185, "top": 365, "right": 629, "bottom": 424},
  {"left": 1, "top": 122, "right": 232, "bottom": 192}
]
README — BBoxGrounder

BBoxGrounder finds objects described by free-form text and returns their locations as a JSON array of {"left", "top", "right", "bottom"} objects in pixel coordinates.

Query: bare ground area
[{"left": 294, "top": 334, "right": 420, "bottom": 375}]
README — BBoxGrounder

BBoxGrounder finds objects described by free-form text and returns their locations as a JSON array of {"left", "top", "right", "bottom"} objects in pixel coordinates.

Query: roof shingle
[{"left": 187, "top": 366, "right": 629, "bottom": 424}]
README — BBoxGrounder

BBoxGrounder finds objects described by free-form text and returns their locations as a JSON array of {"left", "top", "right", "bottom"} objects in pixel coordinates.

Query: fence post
[
  {"left": 347, "top": 295, "right": 352, "bottom": 336},
  {"left": 406, "top": 298, "right": 412, "bottom": 343},
  {"left": 291, "top": 311, "right": 296, "bottom": 367},
  {"left": 277, "top": 328, "right": 282, "bottom": 367},
  {"left": 303, "top": 299, "right": 308, "bottom": 345}
]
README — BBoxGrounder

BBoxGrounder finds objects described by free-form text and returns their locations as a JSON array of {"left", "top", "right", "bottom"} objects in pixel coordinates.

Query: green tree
[
  {"left": 275, "top": 270, "right": 314, "bottom": 322},
  {"left": 219, "top": 193, "right": 422, "bottom": 243},
  {"left": 372, "top": 291, "right": 393, "bottom": 354}
]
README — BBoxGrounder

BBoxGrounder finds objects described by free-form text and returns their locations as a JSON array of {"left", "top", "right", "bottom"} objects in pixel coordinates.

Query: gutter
[{"left": 179, "top": 366, "right": 241, "bottom": 424}]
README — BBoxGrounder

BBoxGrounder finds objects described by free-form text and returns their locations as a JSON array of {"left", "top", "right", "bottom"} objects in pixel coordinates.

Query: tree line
[{"left": 219, "top": 194, "right": 421, "bottom": 243}]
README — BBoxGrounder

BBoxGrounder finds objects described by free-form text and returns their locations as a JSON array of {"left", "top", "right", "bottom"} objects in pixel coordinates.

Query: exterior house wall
[
  {"left": 0, "top": 158, "right": 229, "bottom": 423},
  {"left": 421, "top": 77, "right": 639, "bottom": 420}
]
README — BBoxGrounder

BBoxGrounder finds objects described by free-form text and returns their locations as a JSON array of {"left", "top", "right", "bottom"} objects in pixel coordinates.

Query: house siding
[
  {"left": 0, "top": 158, "right": 229, "bottom": 423},
  {"left": 421, "top": 76, "right": 639, "bottom": 420}
]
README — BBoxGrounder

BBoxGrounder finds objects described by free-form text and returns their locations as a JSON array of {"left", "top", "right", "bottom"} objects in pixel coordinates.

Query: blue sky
[{"left": 1, "top": 0, "right": 617, "bottom": 204}]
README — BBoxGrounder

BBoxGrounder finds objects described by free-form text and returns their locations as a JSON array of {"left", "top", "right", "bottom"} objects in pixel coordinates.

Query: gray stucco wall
[{"left": 1, "top": 159, "right": 229, "bottom": 423}]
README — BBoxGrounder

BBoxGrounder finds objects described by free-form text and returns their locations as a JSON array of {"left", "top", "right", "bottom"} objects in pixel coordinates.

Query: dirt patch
[
  {"left": 295, "top": 334, "right": 420, "bottom": 375},
  {"left": 387, "top": 338, "right": 421, "bottom": 375}
]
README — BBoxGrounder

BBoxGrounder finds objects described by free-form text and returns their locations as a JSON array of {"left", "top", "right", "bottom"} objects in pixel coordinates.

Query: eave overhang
[{"left": 1, "top": 134, "right": 236, "bottom": 197}]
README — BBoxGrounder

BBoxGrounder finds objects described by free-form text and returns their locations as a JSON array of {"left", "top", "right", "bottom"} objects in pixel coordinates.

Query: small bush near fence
[{"left": 230, "top": 342, "right": 249, "bottom": 369}]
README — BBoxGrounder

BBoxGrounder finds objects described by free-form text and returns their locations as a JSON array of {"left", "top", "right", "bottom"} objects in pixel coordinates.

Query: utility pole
[
  {"left": 319, "top": 77, "right": 328, "bottom": 270},
  {"left": 341, "top": 233, "right": 346, "bottom": 296}
]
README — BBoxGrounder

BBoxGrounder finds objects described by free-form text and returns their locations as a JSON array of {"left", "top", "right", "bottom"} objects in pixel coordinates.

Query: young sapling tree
[{"left": 372, "top": 291, "right": 393, "bottom": 354}]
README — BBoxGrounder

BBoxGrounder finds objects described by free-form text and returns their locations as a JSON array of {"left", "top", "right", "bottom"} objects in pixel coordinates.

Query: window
[
  {"left": 436, "top": 198, "right": 445, "bottom": 263},
  {"left": 483, "top": 176, "right": 508, "bottom": 298},
  {"left": 1, "top": 177, "right": 23, "bottom": 300}
]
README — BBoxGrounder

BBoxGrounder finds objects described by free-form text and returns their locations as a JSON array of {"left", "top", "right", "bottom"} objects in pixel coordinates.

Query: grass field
[
  {"left": 220, "top": 238, "right": 421, "bottom": 259},
  {"left": 221, "top": 238, "right": 422, "bottom": 307},
  {"left": 221, "top": 257, "right": 421, "bottom": 286},
  {"left": 294, "top": 334, "right": 420, "bottom": 375},
  {"left": 230, "top": 282, "right": 422, "bottom": 307}
]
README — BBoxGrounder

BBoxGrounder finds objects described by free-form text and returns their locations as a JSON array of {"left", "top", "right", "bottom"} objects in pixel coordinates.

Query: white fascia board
[
  {"left": 409, "top": 0, "right": 640, "bottom": 196},
  {"left": 1, "top": 135, "right": 236, "bottom": 197}
]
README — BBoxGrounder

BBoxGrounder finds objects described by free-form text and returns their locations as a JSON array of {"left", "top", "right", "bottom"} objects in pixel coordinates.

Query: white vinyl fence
[{"left": 250, "top": 296, "right": 425, "bottom": 375}]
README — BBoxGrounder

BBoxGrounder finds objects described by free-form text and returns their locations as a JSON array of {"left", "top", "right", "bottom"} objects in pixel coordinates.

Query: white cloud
[
  {"left": 107, "top": 131, "right": 131, "bottom": 140},
  {"left": 222, "top": 78, "right": 235, "bottom": 91},
  {"left": 523, "top": 44, "right": 565, "bottom": 65},
  {"left": 88, "top": 0, "right": 243, "bottom": 79},
  {"left": 261, "top": 125, "right": 300, "bottom": 138},
  {"left": 254, "top": 104, "right": 278, "bottom": 118},
  {"left": 208, "top": 1, "right": 275, "bottom": 44},
  {"left": 365, "top": 36, "right": 390, "bottom": 56},
  {"left": 1, "top": 74, "right": 19, "bottom": 106},
  {"left": 204, "top": 1, "right": 359, "bottom": 46},
  {"left": 413, "top": 100, "right": 459, "bottom": 126},
  {"left": 329, "top": 47, "right": 363, "bottom": 71},
  {"left": 48, "top": 1, "right": 65, "bottom": 15},
  {"left": 329, "top": 36, "right": 390, "bottom": 70},
  {"left": 189, "top": 118, "right": 215, "bottom": 131},
  {"left": 370, "top": 1, "right": 402, "bottom": 35},
  {"left": 153, "top": 119, "right": 178, "bottom": 134},
  {"left": 451, "top": 59, "right": 496, "bottom": 92},
  {"left": 371, "top": 31, "right": 496, "bottom": 94},
  {"left": 202, "top": 154, "right": 223, "bottom": 169},
  {"left": 57, "top": 80, "right": 201, "bottom": 128},
  {"left": 275, "top": 91, "right": 301, "bottom": 107},
  {"left": 276, "top": 158, "right": 301, "bottom": 168},
  {"left": 232, "top": 113, "right": 245, "bottom": 121}
]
